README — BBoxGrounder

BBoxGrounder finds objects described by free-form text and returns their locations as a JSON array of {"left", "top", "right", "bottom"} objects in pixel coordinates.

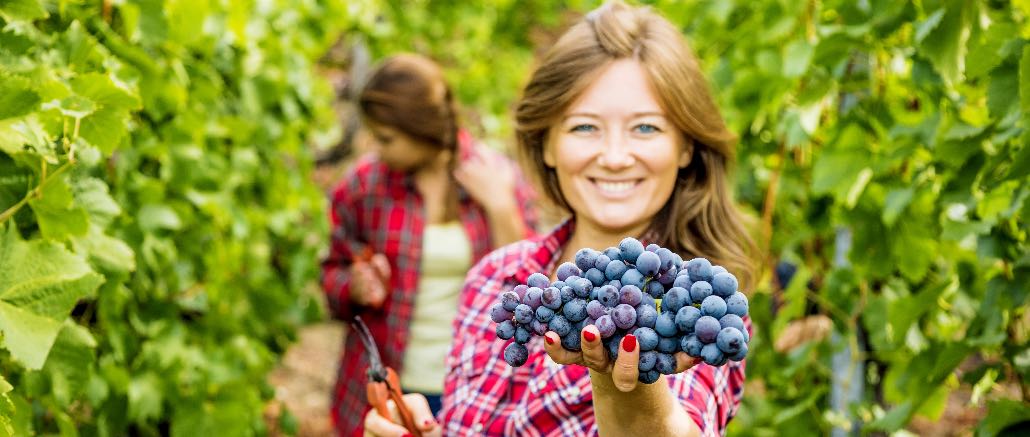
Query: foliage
[{"left": 0, "top": 0, "right": 342, "bottom": 434}]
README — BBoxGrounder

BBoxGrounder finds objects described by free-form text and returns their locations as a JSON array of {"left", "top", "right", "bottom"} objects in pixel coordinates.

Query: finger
[
  {"left": 579, "top": 325, "right": 609, "bottom": 370},
  {"left": 371, "top": 253, "right": 392, "bottom": 279},
  {"left": 543, "top": 332, "right": 582, "bottom": 365},
  {"left": 399, "top": 393, "right": 439, "bottom": 432},
  {"left": 674, "top": 351, "right": 703, "bottom": 373},
  {"left": 612, "top": 334, "right": 639, "bottom": 392},
  {"left": 363, "top": 405, "right": 409, "bottom": 437}
]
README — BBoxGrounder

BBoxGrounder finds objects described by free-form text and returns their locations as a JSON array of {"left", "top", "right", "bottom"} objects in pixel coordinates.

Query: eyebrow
[{"left": 562, "top": 111, "right": 667, "bottom": 121}]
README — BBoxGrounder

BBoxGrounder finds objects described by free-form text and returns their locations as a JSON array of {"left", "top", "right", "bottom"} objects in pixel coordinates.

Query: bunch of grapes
[{"left": 490, "top": 237, "right": 750, "bottom": 384}]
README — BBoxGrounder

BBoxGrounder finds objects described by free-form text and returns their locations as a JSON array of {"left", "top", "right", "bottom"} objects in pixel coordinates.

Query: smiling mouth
[{"left": 590, "top": 178, "right": 643, "bottom": 195}]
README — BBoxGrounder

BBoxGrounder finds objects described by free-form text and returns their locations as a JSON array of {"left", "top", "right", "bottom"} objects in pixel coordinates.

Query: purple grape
[
  {"left": 636, "top": 304, "right": 658, "bottom": 328},
  {"left": 635, "top": 251, "right": 661, "bottom": 277},
  {"left": 619, "top": 285, "right": 643, "bottom": 306},
  {"left": 607, "top": 333, "right": 623, "bottom": 360},
  {"left": 564, "top": 298, "right": 589, "bottom": 322},
  {"left": 716, "top": 327, "right": 745, "bottom": 355},
  {"left": 662, "top": 287, "right": 689, "bottom": 314},
  {"left": 639, "top": 369, "right": 661, "bottom": 384},
  {"left": 605, "top": 260, "right": 629, "bottom": 280},
  {"left": 496, "top": 320, "right": 516, "bottom": 340},
  {"left": 593, "top": 253, "right": 611, "bottom": 271},
  {"left": 639, "top": 350, "right": 658, "bottom": 372},
  {"left": 700, "top": 343, "right": 725, "bottom": 366},
  {"left": 726, "top": 292, "right": 748, "bottom": 317},
  {"left": 711, "top": 272, "right": 738, "bottom": 297},
  {"left": 676, "top": 306, "right": 702, "bottom": 333},
  {"left": 524, "top": 287, "right": 543, "bottom": 309},
  {"left": 728, "top": 342, "right": 749, "bottom": 361},
  {"left": 598, "top": 284, "right": 620, "bottom": 308},
  {"left": 645, "top": 281, "right": 665, "bottom": 299},
  {"left": 607, "top": 279, "right": 622, "bottom": 290},
  {"left": 587, "top": 300, "right": 608, "bottom": 319},
  {"left": 619, "top": 237, "right": 645, "bottom": 263},
  {"left": 655, "top": 353, "right": 677, "bottom": 374},
  {"left": 551, "top": 280, "right": 567, "bottom": 289},
  {"left": 527, "top": 272, "right": 550, "bottom": 289},
  {"left": 535, "top": 305, "right": 555, "bottom": 323},
  {"left": 531, "top": 319, "right": 548, "bottom": 335},
  {"left": 548, "top": 315, "right": 572, "bottom": 337},
  {"left": 513, "top": 284, "right": 529, "bottom": 300},
  {"left": 656, "top": 336, "right": 679, "bottom": 353},
  {"left": 681, "top": 334, "right": 703, "bottom": 356},
  {"left": 490, "top": 303, "right": 514, "bottom": 323},
  {"left": 569, "top": 277, "right": 592, "bottom": 298},
  {"left": 514, "top": 304, "right": 534, "bottom": 324},
  {"left": 645, "top": 243, "right": 660, "bottom": 252},
  {"left": 634, "top": 327, "right": 659, "bottom": 351},
  {"left": 541, "top": 287, "right": 562, "bottom": 310},
  {"left": 559, "top": 286, "right": 575, "bottom": 304},
  {"left": 603, "top": 247, "right": 622, "bottom": 261},
  {"left": 500, "top": 291, "right": 521, "bottom": 311},
  {"left": 719, "top": 313, "right": 745, "bottom": 333},
  {"left": 556, "top": 262, "right": 582, "bottom": 282},
  {"left": 612, "top": 304, "right": 637, "bottom": 330},
  {"left": 657, "top": 267, "right": 678, "bottom": 286},
  {"left": 585, "top": 268, "right": 606, "bottom": 286},
  {"left": 595, "top": 315, "right": 617, "bottom": 338},
  {"left": 514, "top": 326, "right": 532, "bottom": 344},
  {"left": 701, "top": 295, "right": 727, "bottom": 319},
  {"left": 689, "top": 281, "right": 713, "bottom": 303},
  {"left": 655, "top": 248, "right": 675, "bottom": 273},
  {"left": 694, "top": 316, "right": 721, "bottom": 343},
  {"left": 575, "top": 248, "right": 599, "bottom": 271},
  {"left": 504, "top": 342, "right": 529, "bottom": 366},
  {"left": 584, "top": 316, "right": 596, "bottom": 327},
  {"left": 561, "top": 331, "right": 582, "bottom": 351},
  {"left": 686, "top": 258, "right": 714, "bottom": 283},
  {"left": 639, "top": 293, "right": 657, "bottom": 308},
  {"left": 711, "top": 265, "right": 728, "bottom": 276},
  {"left": 621, "top": 268, "right": 646, "bottom": 289},
  {"left": 655, "top": 312, "right": 678, "bottom": 337}
]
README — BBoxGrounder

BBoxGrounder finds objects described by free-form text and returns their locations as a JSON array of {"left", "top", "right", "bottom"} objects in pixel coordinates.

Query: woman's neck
[{"left": 560, "top": 217, "right": 651, "bottom": 264}]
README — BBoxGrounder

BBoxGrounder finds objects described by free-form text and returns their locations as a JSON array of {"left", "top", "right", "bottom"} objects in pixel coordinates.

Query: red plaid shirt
[
  {"left": 321, "top": 131, "right": 538, "bottom": 436},
  {"left": 441, "top": 219, "right": 748, "bottom": 436}
]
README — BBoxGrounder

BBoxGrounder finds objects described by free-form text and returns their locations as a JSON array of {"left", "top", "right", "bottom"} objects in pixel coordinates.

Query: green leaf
[
  {"left": 783, "top": 39, "right": 814, "bottom": 78},
  {"left": 965, "top": 22, "right": 1016, "bottom": 79},
  {"left": 977, "top": 399, "right": 1030, "bottom": 437},
  {"left": 917, "top": 2, "right": 974, "bottom": 85},
  {"left": 138, "top": 204, "right": 182, "bottom": 231},
  {"left": 128, "top": 373, "right": 163, "bottom": 423},
  {"left": 988, "top": 64, "right": 1019, "bottom": 119},
  {"left": 0, "top": 0, "right": 48, "bottom": 22},
  {"left": 1021, "top": 45, "right": 1030, "bottom": 115},
  {"left": 28, "top": 176, "right": 90, "bottom": 240},
  {"left": 73, "top": 227, "right": 136, "bottom": 275},
  {"left": 77, "top": 107, "right": 129, "bottom": 154},
  {"left": 0, "top": 116, "right": 52, "bottom": 159},
  {"left": 1007, "top": 144, "right": 1030, "bottom": 181},
  {"left": 882, "top": 187, "right": 914, "bottom": 226},
  {"left": 0, "top": 224, "right": 103, "bottom": 369},
  {"left": 0, "top": 73, "right": 41, "bottom": 121},
  {"left": 42, "top": 321, "right": 97, "bottom": 407},
  {"left": 867, "top": 400, "right": 914, "bottom": 432}
]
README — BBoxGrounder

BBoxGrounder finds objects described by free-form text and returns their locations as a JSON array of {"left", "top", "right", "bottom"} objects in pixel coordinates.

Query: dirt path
[{"left": 267, "top": 322, "right": 344, "bottom": 436}]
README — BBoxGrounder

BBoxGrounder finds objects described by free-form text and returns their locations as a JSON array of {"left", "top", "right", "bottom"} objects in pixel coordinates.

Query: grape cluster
[{"left": 490, "top": 237, "right": 750, "bottom": 384}]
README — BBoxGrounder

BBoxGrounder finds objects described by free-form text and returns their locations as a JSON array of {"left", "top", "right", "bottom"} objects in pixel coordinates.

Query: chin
[{"left": 585, "top": 207, "right": 650, "bottom": 234}]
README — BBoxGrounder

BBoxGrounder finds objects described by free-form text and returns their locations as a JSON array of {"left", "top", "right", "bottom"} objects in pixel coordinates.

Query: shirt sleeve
[{"left": 320, "top": 172, "right": 365, "bottom": 321}]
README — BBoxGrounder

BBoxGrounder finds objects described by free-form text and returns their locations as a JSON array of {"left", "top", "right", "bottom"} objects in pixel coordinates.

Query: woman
[
  {"left": 321, "top": 53, "right": 538, "bottom": 436},
  {"left": 364, "top": 2, "right": 755, "bottom": 436}
]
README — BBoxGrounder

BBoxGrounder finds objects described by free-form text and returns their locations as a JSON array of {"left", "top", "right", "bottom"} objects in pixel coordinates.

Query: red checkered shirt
[
  {"left": 321, "top": 131, "right": 538, "bottom": 436},
  {"left": 441, "top": 219, "right": 748, "bottom": 436}
]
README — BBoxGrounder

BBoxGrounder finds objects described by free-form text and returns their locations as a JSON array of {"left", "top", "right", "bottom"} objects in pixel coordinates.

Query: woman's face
[
  {"left": 365, "top": 122, "right": 440, "bottom": 172},
  {"left": 544, "top": 59, "right": 690, "bottom": 235}
]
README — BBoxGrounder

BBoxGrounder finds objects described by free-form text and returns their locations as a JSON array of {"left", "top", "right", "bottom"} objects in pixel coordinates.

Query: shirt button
[{"left": 472, "top": 423, "right": 484, "bottom": 432}]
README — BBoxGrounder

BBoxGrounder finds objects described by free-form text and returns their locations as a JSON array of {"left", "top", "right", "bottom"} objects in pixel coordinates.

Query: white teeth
[{"left": 596, "top": 181, "right": 635, "bottom": 193}]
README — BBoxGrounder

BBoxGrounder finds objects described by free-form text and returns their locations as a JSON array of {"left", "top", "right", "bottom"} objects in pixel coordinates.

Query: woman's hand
[
  {"left": 542, "top": 325, "right": 702, "bottom": 392},
  {"left": 453, "top": 148, "right": 517, "bottom": 214},
  {"left": 350, "top": 253, "right": 391, "bottom": 308},
  {"left": 363, "top": 393, "right": 441, "bottom": 437}
]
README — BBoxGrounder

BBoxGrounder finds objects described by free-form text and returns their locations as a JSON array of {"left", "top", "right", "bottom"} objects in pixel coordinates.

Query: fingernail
[
  {"left": 583, "top": 330, "right": 597, "bottom": 342},
  {"left": 622, "top": 334, "right": 637, "bottom": 352},
  {"left": 545, "top": 334, "right": 555, "bottom": 345},
  {"left": 401, "top": 433, "right": 412, "bottom": 437}
]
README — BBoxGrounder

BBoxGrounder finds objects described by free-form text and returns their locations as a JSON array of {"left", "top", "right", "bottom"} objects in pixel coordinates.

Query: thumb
[
  {"left": 401, "top": 393, "right": 439, "bottom": 432},
  {"left": 612, "top": 334, "right": 640, "bottom": 393},
  {"left": 371, "top": 254, "right": 391, "bottom": 280}
]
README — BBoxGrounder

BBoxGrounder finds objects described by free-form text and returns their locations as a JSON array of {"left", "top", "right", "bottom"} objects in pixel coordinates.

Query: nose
[{"left": 596, "top": 132, "right": 635, "bottom": 170}]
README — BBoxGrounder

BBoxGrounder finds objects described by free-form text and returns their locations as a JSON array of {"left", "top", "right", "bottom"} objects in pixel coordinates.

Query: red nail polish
[
  {"left": 545, "top": 335, "right": 555, "bottom": 345},
  {"left": 583, "top": 330, "right": 597, "bottom": 342},
  {"left": 401, "top": 433, "right": 413, "bottom": 437},
  {"left": 622, "top": 334, "right": 637, "bottom": 352}
]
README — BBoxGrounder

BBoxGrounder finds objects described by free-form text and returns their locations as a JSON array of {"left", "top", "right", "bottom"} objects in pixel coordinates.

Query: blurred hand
[
  {"left": 542, "top": 325, "right": 702, "bottom": 393},
  {"left": 453, "top": 148, "right": 516, "bottom": 213},
  {"left": 363, "top": 393, "right": 441, "bottom": 437},
  {"left": 774, "top": 315, "right": 832, "bottom": 353},
  {"left": 351, "top": 253, "right": 391, "bottom": 308}
]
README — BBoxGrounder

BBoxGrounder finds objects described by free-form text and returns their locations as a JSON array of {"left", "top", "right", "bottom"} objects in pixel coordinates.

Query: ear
[{"left": 678, "top": 136, "right": 694, "bottom": 168}]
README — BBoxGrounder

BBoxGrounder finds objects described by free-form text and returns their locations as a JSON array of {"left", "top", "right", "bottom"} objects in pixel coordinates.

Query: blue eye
[
  {"left": 570, "top": 124, "right": 598, "bottom": 133},
  {"left": 634, "top": 124, "right": 660, "bottom": 134}
]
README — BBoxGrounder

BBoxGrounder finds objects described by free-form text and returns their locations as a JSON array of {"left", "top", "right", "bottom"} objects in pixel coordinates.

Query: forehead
[{"left": 565, "top": 59, "right": 665, "bottom": 118}]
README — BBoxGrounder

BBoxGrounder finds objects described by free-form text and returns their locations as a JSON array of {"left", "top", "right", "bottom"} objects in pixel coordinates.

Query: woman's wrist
[{"left": 588, "top": 369, "right": 698, "bottom": 436}]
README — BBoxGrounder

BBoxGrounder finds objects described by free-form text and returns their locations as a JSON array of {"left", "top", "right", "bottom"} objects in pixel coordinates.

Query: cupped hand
[
  {"left": 543, "top": 325, "right": 702, "bottom": 392},
  {"left": 452, "top": 147, "right": 516, "bottom": 213},
  {"left": 363, "top": 393, "right": 441, "bottom": 437}
]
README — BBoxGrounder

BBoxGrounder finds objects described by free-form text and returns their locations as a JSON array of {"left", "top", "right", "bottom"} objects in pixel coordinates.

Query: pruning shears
[{"left": 350, "top": 315, "right": 422, "bottom": 437}]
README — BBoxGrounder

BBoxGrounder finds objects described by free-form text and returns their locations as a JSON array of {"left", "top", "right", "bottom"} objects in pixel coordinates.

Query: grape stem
[{"left": 0, "top": 160, "right": 75, "bottom": 225}]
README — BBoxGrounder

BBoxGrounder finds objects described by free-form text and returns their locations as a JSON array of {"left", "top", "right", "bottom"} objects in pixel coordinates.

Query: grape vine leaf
[
  {"left": 0, "top": 73, "right": 40, "bottom": 121},
  {"left": 0, "top": 223, "right": 103, "bottom": 369}
]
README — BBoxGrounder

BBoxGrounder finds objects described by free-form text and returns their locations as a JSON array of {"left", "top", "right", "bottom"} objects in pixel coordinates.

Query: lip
[{"left": 588, "top": 177, "right": 643, "bottom": 199}]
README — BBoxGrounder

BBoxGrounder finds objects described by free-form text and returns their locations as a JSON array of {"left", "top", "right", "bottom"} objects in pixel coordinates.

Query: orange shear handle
[{"left": 366, "top": 368, "right": 422, "bottom": 437}]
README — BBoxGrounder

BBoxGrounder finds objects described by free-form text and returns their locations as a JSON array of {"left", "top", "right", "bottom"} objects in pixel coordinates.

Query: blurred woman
[
  {"left": 320, "top": 53, "right": 538, "bottom": 436},
  {"left": 363, "top": 2, "right": 756, "bottom": 436}
]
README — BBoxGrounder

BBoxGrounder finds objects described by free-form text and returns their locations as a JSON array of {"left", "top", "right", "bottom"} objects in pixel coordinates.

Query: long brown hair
[
  {"left": 515, "top": 1, "right": 756, "bottom": 288},
  {"left": 358, "top": 53, "right": 459, "bottom": 153}
]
